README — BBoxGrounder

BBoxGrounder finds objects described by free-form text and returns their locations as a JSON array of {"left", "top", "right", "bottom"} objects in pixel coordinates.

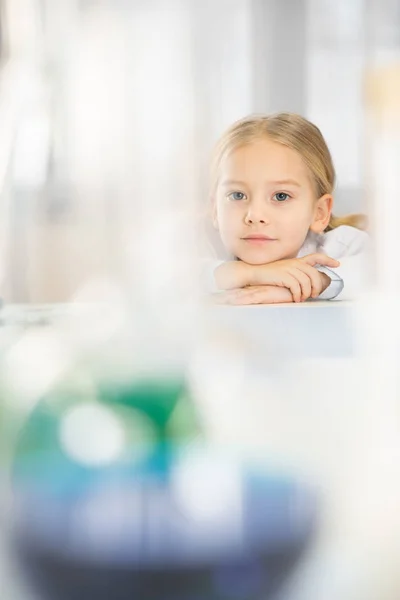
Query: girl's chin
[{"left": 235, "top": 253, "right": 282, "bottom": 266}]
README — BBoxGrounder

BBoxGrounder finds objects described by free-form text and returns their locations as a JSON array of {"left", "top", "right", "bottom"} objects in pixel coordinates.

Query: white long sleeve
[{"left": 297, "top": 226, "right": 370, "bottom": 300}]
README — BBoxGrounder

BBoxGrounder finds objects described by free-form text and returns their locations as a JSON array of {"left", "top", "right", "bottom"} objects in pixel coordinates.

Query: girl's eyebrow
[
  {"left": 220, "top": 179, "right": 247, "bottom": 188},
  {"left": 270, "top": 179, "right": 301, "bottom": 187},
  {"left": 220, "top": 178, "right": 302, "bottom": 188}
]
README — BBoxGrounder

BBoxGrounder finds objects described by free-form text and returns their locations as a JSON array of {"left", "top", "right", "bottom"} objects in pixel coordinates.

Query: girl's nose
[{"left": 244, "top": 201, "right": 270, "bottom": 225}]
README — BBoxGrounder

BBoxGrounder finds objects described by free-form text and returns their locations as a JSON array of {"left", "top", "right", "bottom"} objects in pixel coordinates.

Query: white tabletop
[{"left": 207, "top": 300, "right": 356, "bottom": 359}]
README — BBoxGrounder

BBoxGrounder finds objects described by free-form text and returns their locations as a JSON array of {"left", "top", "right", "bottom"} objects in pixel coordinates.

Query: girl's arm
[
  {"left": 214, "top": 254, "right": 339, "bottom": 302},
  {"left": 212, "top": 285, "right": 294, "bottom": 305}
]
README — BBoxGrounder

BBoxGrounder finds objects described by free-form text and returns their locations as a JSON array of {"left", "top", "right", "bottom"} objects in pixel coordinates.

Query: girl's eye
[
  {"left": 228, "top": 191, "right": 246, "bottom": 201},
  {"left": 274, "top": 192, "right": 290, "bottom": 202}
]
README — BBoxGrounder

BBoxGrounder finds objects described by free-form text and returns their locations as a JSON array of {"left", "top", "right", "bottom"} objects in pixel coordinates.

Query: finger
[
  {"left": 294, "top": 264, "right": 323, "bottom": 298},
  {"left": 300, "top": 253, "right": 340, "bottom": 268},
  {"left": 282, "top": 274, "right": 302, "bottom": 303},
  {"left": 291, "top": 268, "right": 312, "bottom": 301}
]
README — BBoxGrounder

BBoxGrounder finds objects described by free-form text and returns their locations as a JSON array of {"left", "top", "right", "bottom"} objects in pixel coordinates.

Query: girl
[{"left": 207, "top": 113, "right": 369, "bottom": 304}]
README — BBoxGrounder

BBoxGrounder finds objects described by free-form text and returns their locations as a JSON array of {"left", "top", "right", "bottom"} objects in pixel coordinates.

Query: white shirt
[
  {"left": 296, "top": 226, "right": 370, "bottom": 300},
  {"left": 205, "top": 225, "right": 370, "bottom": 301}
]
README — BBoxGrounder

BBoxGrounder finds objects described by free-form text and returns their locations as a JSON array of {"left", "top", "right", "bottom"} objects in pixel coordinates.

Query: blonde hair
[{"left": 211, "top": 113, "right": 366, "bottom": 232}]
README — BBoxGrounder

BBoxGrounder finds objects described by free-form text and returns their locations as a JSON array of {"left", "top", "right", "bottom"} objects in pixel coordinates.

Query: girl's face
[{"left": 213, "top": 138, "right": 332, "bottom": 264}]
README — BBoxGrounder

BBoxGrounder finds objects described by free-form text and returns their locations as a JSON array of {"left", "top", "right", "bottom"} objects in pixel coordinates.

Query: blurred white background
[
  {"left": 0, "top": 2, "right": 400, "bottom": 600},
  {"left": 0, "top": 0, "right": 375, "bottom": 303}
]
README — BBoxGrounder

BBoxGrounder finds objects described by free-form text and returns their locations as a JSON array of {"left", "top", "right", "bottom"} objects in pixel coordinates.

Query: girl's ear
[{"left": 310, "top": 194, "right": 333, "bottom": 233}]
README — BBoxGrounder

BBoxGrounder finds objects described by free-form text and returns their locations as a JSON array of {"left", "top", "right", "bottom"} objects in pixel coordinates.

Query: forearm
[
  {"left": 214, "top": 261, "right": 254, "bottom": 290},
  {"left": 212, "top": 285, "right": 295, "bottom": 305},
  {"left": 214, "top": 257, "right": 334, "bottom": 298},
  {"left": 214, "top": 261, "right": 277, "bottom": 290}
]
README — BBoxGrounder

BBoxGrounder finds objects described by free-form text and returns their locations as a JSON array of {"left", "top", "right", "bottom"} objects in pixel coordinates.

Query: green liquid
[{"left": 14, "top": 374, "right": 202, "bottom": 475}]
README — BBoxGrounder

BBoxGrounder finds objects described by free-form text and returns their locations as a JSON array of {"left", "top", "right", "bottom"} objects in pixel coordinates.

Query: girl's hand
[
  {"left": 212, "top": 285, "right": 294, "bottom": 305},
  {"left": 249, "top": 254, "right": 339, "bottom": 302},
  {"left": 214, "top": 254, "right": 339, "bottom": 302}
]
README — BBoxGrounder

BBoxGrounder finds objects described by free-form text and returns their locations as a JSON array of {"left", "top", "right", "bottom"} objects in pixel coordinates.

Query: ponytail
[{"left": 326, "top": 213, "right": 368, "bottom": 232}]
